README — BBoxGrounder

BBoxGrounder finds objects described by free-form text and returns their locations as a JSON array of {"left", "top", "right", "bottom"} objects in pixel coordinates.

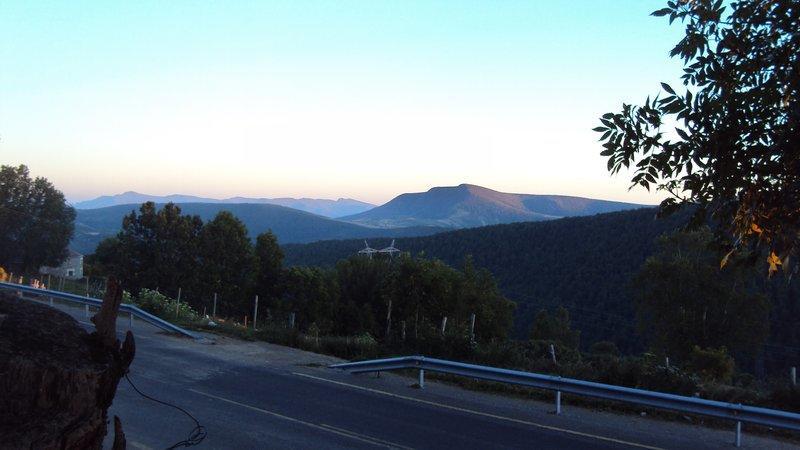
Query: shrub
[
  {"left": 134, "top": 288, "right": 200, "bottom": 322},
  {"left": 589, "top": 341, "right": 620, "bottom": 357},
  {"left": 686, "top": 346, "right": 735, "bottom": 383}
]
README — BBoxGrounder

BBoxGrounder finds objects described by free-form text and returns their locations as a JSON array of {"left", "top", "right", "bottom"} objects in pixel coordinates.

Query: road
[{"left": 31, "top": 297, "right": 797, "bottom": 449}]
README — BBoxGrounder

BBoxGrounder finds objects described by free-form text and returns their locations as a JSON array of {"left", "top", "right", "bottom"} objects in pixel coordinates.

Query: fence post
[
  {"left": 791, "top": 367, "right": 797, "bottom": 386},
  {"left": 176, "top": 287, "right": 182, "bottom": 317},
  {"left": 440, "top": 316, "right": 448, "bottom": 336},
  {"left": 401, "top": 320, "right": 406, "bottom": 342},
  {"left": 469, "top": 313, "right": 476, "bottom": 342},
  {"left": 289, "top": 312, "right": 296, "bottom": 329},
  {"left": 129, "top": 311, "right": 134, "bottom": 329},
  {"left": 253, "top": 295, "right": 259, "bottom": 330},
  {"left": 212, "top": 293, "right": 217, "bottom": 317},
  {"left": 85, "top": 278, "right": 89, "bottom": 297},
  {"left": 47, "top": 274, "right": 51, "bottom": 290},
  {"left": 385, "top": 299, "right": 392, "bottom": 338},
  {"left": 549, "top": 344, "right": 557, "bottom": 364}
]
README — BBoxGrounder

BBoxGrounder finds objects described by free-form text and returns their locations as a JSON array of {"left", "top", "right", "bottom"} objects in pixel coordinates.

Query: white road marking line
[
  {"left": 187, "top": 388, "right": 408, "bottom": 449},
  {"left": 293, "top": 372, "right": 664, "bottom": 450},
  {"left": 319, "top": 423, "right": 415, "bottom": 450}
]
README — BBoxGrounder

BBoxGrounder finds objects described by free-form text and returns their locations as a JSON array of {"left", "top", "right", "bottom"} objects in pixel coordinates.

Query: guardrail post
[
  {"left": 419, "top": 369, "right": 425, "bottom": 389},
  {"left": 735, "top": 421, "right": 742, "bottom": 447},
  {"left": 555, "top": 391, "right": 562, "bottom": 415},
  {"left": 84, "top": 304, "right": 89, "bottom": 318},
  {"left": 129, "top": 311, "right": 134, "bottom": 329}
]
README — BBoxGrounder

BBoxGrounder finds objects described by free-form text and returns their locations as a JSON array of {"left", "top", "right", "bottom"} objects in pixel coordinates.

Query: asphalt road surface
[{"left": 28, "top": 297, "right": 798, "bottom": 450}]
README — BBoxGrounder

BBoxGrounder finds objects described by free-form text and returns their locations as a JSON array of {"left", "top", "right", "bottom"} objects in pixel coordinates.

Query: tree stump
[{"left": 0, "top": 282, "right": 135, "bottom": 449}]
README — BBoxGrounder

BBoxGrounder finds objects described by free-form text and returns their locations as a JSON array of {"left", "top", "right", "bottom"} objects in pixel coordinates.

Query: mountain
[
  {"left": 73, "top": 191, "right": 375, "bottom": 218},
  {"left": 283, "top": 207, "right": 687, "bottom": 350},
  {"left": 341, "top": 184, "right": 647, "bottom": 228},
  {"left": 71, "top": 203, "right": 445, "bottom": 255}
]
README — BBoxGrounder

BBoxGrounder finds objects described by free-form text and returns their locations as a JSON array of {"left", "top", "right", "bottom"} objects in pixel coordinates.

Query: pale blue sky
[{"left": 1, "top": 1, "right": 685, "bottom": 204}]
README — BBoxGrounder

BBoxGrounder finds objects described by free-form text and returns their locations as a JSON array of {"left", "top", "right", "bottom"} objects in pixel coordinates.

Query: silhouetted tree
[
  {"left": 595, "top": 0, "right": 800, "bottom": 273},
  {"left": 632, "top": 229, "right": 770, "bottom": 362},
  {"left": 199, "top": 211, "right": 255, "bottom": 316},
  {"left": 529, "top": 306, "right": 580, "bottom": 350},
  {"left": 112, "top": 202, "right": 203, "bottom": 298},
  {"left": 0, "top": 165, "right": 75, "bottom": 272},
  {"left": 253, "top": 230, "right": 284, "bottom": 308}
]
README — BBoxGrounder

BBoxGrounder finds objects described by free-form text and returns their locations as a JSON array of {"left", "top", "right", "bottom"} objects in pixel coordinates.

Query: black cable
[{"left": 124, "top": 373, "right": 207, "bottom": 449}]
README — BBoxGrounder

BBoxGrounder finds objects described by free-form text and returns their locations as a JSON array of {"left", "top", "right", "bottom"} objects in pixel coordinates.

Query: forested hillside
[
  {"left": 285, "top": 208, "right": 690, "bottom": 349},
  {"left": 285, "top": 207, "right": 800, "bottom": 373}
]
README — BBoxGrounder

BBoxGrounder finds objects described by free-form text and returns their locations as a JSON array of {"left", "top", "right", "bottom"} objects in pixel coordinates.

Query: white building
[{"left": 40, "top": 250, "right": 84, "bottom": 280}]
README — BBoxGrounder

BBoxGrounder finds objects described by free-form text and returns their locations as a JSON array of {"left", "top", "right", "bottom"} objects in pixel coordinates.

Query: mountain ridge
[
  {"left": 71, "top": 202, "right": 445, "bottom": 255},
  {"left": 73, "top": 191, "right": 375, "bottom": 218},
  {"left": 342, "top": 184, "right": 648, "bottom": 228}
]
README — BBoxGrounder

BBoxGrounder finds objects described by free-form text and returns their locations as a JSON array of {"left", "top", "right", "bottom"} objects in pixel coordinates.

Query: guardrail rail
[
  {"left": 0, "top": 281, "right": 202, "bottom": 340},
  {"left": 331, "top": 355, "right": 800, "bottom": 447}
]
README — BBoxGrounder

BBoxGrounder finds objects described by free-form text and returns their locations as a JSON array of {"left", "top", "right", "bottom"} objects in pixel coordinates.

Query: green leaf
[
  {"left": 651, "top": 7, "right": 672, "bottom": 17},
  {"left": 660, "top": 82, "right": 675, "bottom": 95}
]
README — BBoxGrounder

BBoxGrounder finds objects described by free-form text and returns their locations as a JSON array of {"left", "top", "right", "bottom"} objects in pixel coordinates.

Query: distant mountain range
[
  {"left": 71, "top": 184, "right": 650, "bottom": 254},
  {"left": 73, "top": 191, "right": 375, "bottom": 218},
  {"left": 341, "top": 184, "right": 647, "bottom": 228},
  {"left": 71, "top": 203, "right": 445, "bottom": 255}
]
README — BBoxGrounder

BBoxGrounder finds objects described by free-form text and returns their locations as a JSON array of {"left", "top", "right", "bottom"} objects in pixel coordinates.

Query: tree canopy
[
  {"left": 199, "top": 211, "right": 255, "bottom": 316},
  {"left": 110, "top": 202, "right": 203, "bottom": 298},
  {"left": 595, "top": 0, "right": 799, "bottom": 274},
  {"left": 0, "top": 165, "right": 75, "bottom": 272},
  {"left": 632, "top": 229, "right": 770, "bottom": 361}
]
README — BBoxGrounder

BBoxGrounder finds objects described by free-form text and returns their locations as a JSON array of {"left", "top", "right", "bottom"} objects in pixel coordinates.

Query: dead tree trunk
[{"left": 0, "top": 277, "right": 135, "bottom": 449}]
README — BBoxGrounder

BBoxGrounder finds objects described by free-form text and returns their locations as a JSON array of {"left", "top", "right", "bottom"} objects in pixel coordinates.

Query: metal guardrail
[
  {"left": 0, "top": 281, "right": 202, "bottom": 340},
  {"left": 331, "top": 355, "right": 800, "bottom": 447}
]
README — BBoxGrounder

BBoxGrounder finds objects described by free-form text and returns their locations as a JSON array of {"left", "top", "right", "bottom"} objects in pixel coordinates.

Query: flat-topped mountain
[
  {"left": 73, "top": 192, "right": 374, "bottom": 218},
  {"left": 341, "top": 184, "right": 647, "bottom": 228}
]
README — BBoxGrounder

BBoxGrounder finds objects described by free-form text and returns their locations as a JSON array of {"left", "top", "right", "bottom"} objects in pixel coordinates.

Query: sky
[{"left": 1, "top": 1, "right": 686, "bottom": 206}]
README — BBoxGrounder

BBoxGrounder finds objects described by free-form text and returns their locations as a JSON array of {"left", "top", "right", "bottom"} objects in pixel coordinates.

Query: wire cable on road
[{"left": 124, "top": 373, "right": 207, "bottom": 449}]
